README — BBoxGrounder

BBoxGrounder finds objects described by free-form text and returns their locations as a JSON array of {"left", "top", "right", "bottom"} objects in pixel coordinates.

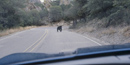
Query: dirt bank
[{"left": 69, "top": 26, "right": 130, "bottom": 45}]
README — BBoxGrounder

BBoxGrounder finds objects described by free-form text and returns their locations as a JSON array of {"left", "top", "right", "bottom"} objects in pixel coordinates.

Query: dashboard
[{"left": 12, "top": 48, "right": 130, "bottom": 65}]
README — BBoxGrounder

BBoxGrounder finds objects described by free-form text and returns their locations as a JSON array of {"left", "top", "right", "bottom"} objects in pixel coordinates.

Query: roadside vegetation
[
  {"left": 0, "top": 0, "right": 47, "bottom": 30},
  {"left": 0, "top": 26, "right": 37, "bottom": 37},
  {"left": 0, "top": 0, "right": 47, "bottom": 36},
  {"left": 1, "top": 0, "right": 130, "bottom": 30},
  {"left": 48, "top": 0, "right": 130, "bottom": 44},
  {"left": 42, "top": 0, "right": 130, "bottom": 29}
]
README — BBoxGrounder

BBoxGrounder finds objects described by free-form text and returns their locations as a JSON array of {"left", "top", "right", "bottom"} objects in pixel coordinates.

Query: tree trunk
[
  {"left": 83, "top": 17, "right": 86, "bottom": 22},
  {"left": 73, "top": 19, "right": 77, "bottom": 28},
  {"left": 106, "top": 20, "right": 111, "bottom": 28}
]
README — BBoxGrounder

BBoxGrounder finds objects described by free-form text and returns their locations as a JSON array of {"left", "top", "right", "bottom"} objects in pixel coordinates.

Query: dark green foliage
[
  {"left": 60, "top": 4, "right": 71, "bottom": 11},
  {"left": 0, "top": 0, "right": 47, "bottom": 30},
  {"left": 51, "top": 0, "right": 60, "bottom": 6},
  {"left": 49, "top": 6, "right": 63, "bottom": 22},
  {"left": 0, "top": 0, "right": 25, "bottom": 29},
  {"left": 1, "top": 0, "right": 130, "bottom": 30},
  {"left": 34, "top": 2, "right": 44, "bottom": 9},
  {"left": 66, "top": 0, "right": 130, "bottom": 28}
]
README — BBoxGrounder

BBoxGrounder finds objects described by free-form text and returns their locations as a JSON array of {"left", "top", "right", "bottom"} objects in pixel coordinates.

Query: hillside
[
  {"left": 25, "top": 1, "right": 42, "bottom": 11},
  {"left": 60, "top": 0, "right": 72, "bottom": 5},
  {"left": 29, "top": 0, "right": 41, "bottom": 3},
  {"left": 64, "top": 0, "right": 130, "bottom": 45}
]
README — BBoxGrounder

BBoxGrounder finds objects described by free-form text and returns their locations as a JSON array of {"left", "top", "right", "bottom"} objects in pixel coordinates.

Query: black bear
[{"left": 57, "top": 26, "right": 62, "bottom": 32}]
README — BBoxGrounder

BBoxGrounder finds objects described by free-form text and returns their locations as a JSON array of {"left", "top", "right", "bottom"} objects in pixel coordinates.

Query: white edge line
[
  {"left": 81, "top": 35, "right": 102, "bottom": 46},
  {"left": 0, "top": 31, "right": 26, "bottom": 42}
]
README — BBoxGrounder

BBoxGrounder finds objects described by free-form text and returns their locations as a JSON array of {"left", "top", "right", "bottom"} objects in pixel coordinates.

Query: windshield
[{"left": 0, "top": 0, "right": 130, "bottom": 61}]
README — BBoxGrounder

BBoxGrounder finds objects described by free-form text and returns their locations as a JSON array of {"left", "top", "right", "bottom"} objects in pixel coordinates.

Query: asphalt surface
[{"left": 0, "top": 26, "right": 102, "bottom": 58}]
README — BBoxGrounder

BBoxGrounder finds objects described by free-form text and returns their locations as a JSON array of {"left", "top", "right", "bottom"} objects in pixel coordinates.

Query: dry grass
[
  {"left": 85, "top": 27, "right": 95, "bottom": 32},
  {"left": 76, "top": 27, "right": 95, "bottom": 33},
  {"left": 102, "top": 27, "right": 116, "bottom": 35},
  {"left": 0, "top": 26, "right": 37, "bottom": 37},
  {"left": 120, "top": 26, "right": 130, "bottom": 37},
  {"left": 123, "top": 31, "right": 130, "bottom": 37},
  {"left": 120, "top": 26, "right": 130, "bottom": 33}
]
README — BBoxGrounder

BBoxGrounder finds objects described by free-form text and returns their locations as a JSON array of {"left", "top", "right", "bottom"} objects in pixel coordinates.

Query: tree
[
  {"left": 51, "top": 0, "right": 60, "bottom": 6},
  {"left": 0, "top": 0, "right": 49, "bottom": 30},
  {"left": 49, "top": 6, "right": 63, "bottom": 22}
]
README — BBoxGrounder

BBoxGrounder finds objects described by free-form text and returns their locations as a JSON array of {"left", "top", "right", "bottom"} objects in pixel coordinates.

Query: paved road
[{"left": 0, "top": 26, "right": 102, "bottom": 58}]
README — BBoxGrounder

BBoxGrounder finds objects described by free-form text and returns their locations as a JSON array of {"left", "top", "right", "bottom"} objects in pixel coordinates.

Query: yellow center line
[
  {"left": 24, "top": 29, "right": 47, "bottom": 52},
  {"left": 30, "top": 29, "right": 49, "bottom": 52}
]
